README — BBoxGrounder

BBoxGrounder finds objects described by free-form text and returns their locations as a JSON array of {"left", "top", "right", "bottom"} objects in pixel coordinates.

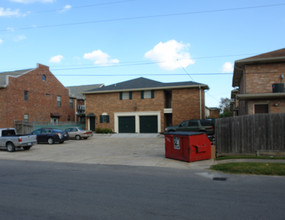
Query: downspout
[{"left": 199, "top": 86, "right": 202, "bottom": 119}]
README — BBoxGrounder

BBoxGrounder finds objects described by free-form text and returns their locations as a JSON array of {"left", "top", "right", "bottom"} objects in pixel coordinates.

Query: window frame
[
  {"left": 57, "top": 96, "right": 61, "bottom": 107},
  {"left": 24, "top": 90, "right": 29, "bottom": 101}
]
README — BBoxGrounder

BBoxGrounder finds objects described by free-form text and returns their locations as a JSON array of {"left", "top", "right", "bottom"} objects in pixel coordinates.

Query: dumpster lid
[{"left": 164, "top": 131, "right": 205, "bottom": 136}]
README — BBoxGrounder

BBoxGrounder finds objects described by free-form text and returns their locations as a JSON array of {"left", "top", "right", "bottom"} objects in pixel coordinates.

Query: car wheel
[
  {"left": 75, "top": 135, "right": 81, "bottom": 140},
  {"left": 6, "top": 142, "right": 15, "bottom": 152},
  {"left": 47, "top": 137, "right": 54, "bottom": 145}
]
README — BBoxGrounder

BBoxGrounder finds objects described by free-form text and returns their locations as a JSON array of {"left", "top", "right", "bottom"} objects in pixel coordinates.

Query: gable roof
[
  {"left": 68, "top": 84, "right": 104, "bottom": 99},
  {"left": 84, "top": 77, "right": 209, "bottom": 94},
  {"left": 233, "top": 48, "right": 285, "bottom": 87},
  {"left": 0, "top": 69, "right": 33, "bottom": 87}
]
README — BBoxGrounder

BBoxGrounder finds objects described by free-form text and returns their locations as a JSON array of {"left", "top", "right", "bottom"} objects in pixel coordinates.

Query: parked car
[
  {"left": 164, "top": 119, "right": 215, "bottom": 142},
  {"left": 0, "top": 128, "right": 37, "bottom": 152},
  {"left": 65, "top": 127, "right": 93, "bottom": 140},
  {"left": 31, "top": 128, "right": 69, "bottom": 144}
]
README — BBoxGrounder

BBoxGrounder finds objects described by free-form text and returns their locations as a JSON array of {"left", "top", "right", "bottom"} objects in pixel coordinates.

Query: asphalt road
[{"left": 0, "top": 160, "right": 284, "bottom": 220}]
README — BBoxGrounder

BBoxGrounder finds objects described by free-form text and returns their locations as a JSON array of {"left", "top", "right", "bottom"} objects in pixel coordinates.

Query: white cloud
[
  {"left": 59, "top": 5, "right": 72, "bottom": 13},
  {"left": 144, "top": 40, "right": 195, "bottom": 71},
  {"left": 83, "top": 50, "right": 119, "bottom": 66},
  {"left": 10, "top": 0, "right": 55, "bottom": 3},
  {"left": 49, "top": 54, "right": 63, "bottom": 63},
  {"left": 0, "top": 8, "right": 22, "bottom": 17},
  {"left": 14, "top": 35, "right": 26, "bottom": 42},
  {"left": 0, "top": 39, "right": 3, "bottom": 44},
  {"left": 222, "top": 62, "right": 234, "bottom": 73}
]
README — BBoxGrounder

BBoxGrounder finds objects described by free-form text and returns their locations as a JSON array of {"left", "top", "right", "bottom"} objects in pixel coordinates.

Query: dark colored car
[
  {"left": 31, "top": 128, "right": 69, "bottom": 144},
  {"left": 164, "top": 119, "right": 215, "bottom": 142}
]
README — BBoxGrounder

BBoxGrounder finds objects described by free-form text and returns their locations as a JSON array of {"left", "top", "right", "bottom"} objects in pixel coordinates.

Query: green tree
[{"left": 219, "top": 97, "right": 232, "bottom": 117}]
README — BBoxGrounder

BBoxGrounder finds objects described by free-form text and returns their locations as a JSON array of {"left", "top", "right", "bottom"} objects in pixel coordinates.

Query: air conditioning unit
[{"left": 272, "top": 83, "right": 284, "bottom": 93}]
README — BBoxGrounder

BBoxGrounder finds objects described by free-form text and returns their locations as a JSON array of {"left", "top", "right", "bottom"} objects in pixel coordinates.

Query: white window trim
[{"left": 114, "top": 111, "right": 161, "bottom": 133}]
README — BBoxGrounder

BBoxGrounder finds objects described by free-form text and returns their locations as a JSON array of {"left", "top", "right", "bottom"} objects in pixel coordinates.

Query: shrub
[{"left": 95, "top": 128, "right": 113, "bottom": 134}]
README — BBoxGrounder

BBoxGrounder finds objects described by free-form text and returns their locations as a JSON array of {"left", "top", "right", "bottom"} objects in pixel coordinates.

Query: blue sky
[{"left": 1, "top": 0, "right": 285, "bottom": 107}]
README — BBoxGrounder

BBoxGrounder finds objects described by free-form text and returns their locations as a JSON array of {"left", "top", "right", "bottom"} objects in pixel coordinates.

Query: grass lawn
[
  {"left": 210, "top": 162, "right": 285, "bottom": 176},
  {"left": 216, "top": 155, "right": 285, "bottom": 160}
]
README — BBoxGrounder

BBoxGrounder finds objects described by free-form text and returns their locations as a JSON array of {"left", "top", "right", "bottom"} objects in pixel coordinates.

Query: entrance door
[
  {"left": 119, "top": 116, "right": 135, "bottom": 133},
  {"left": 89, "top": 117, "right": 95, "bottom": 131},
  {"left": 139, "top": 116, "right": 158, "bottom": 133}
]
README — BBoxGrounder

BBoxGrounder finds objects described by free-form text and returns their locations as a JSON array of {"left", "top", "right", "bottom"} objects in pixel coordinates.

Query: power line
[
  {"left": 53, "top": 73, "right": 232, "bottom": 77},
  {"left": 1, "top": 2, "right": 285, "bottom": 32}
]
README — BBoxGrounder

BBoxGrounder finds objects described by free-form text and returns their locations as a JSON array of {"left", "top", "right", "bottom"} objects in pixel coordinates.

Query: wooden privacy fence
[{"left": 215, "top": 113, "right": 285, "bottom": 154}]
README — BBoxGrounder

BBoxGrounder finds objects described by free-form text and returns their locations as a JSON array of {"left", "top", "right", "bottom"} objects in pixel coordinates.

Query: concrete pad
[{"left": 0, "top": 134, "right": 215, "bottom": 170}]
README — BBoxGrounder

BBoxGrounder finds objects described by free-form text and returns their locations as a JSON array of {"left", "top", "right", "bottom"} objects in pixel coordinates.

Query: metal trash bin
[{"left": 164, "top": 131, "right": 211, "bottom": 162}]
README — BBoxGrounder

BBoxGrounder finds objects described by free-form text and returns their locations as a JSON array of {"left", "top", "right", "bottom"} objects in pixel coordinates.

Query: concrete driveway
[{"left": 0, "top": 134, "right": 215, "bottom": 170}]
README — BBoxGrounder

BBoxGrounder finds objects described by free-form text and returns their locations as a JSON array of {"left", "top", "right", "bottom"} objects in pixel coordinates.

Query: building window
[
  {"left": 69, "top": 98, "right": 73, "bottom": 108},
  {"left": 24, "top": 91, "right": 28, "bottom": 101},
  {"left": 24, "top": 114, "right": 29, "bottom": 121},
  {"left": 120, "top": 91, "right": 132, "bottom": 100},
  {"left": 254, "top": 104, "right": 269, "bottom": 114},
  {"left": 42, "top": 74, "right": 46, "bottom": 81},
  {"left": 100, "top": 113, "right": 110, "bottom": 123},
  {"left": 141, "top": 90, "right": 154, "bottom": 99},
  {"left": 67, "top": 115, "right": 71, "bottom": 121},
  {"left": 57, "top": 96, "right": 61, "bottom": 107}
]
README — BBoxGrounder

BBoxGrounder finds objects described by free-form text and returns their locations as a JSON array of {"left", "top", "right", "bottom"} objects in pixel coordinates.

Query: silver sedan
[{"left": 65, "top": 127, "right": 93, "bottom": 140}]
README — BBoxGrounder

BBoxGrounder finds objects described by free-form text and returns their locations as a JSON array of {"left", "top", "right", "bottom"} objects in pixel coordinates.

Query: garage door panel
[
  {"left": 140, "top": 116, "right": 158, "bottom": 133},
  {"left": 119, "top": 116, "right": 135, "bottom": 133}
]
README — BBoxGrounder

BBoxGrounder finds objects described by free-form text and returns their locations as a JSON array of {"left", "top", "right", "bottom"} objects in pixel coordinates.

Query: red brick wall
[
  {"left": 172, "top": 88, "right": 205, "bottom": 125},
  {"left": 238, "top": 62, "right": 285, "bottom": 115},
  {"left": 86, "top": 90, "right": 165, "bottom": 131},
  {"left": 86, "top": 87, "right": 206, "bottom": 131},
  {"left": 245, "top": 63, "right": 285, "bottom": 94},
  {"left": 0, "top": 64, "right": 75, "bottom": 128}
]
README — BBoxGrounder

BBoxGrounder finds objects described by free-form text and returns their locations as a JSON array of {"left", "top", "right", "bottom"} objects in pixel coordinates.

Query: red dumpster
[{"left": 164, "top": 131, "right": 211, "bottom": 162}]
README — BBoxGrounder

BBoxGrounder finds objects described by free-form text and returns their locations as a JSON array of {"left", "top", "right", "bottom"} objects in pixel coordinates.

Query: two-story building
[
  {"left": 232, "top": 48, "right": 285, "bottom": 115},
  {"left": 0, "top": 64, "right": 75, "bottom": 128},
  {"left": 68, "top": 84, "right": 104, "bottom": 124},
  {"left": 84, "top": 77, "right": 209, "bottom": 133}
]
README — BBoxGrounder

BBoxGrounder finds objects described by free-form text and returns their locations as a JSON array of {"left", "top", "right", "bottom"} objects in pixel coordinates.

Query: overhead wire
[{"left": 1, "top": 2, "right": 285, "bottom": 32}]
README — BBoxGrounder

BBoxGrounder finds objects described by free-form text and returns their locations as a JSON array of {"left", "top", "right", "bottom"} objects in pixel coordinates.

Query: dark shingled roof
[
  {"left": 68, "top": 84, "right": 104, "bottom": 99},
  {"left": 233, "top": 48, "right": 285, "bottom": 87},
  {"left": 239, "top": 48, "right": 285, "bottom": 61},
  {"left": 84, "top": 77, "right": 208, "bottom": 94},
  {"left": 0, "top": 69, "right": 33, "bottom": 87}
]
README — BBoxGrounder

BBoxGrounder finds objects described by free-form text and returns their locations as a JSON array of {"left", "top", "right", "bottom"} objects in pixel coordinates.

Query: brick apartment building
[
  {"left": 84, "top": 77, "right": 209, "bottom": 133},
  {"left": 0, "top": 64, "right": 75, "bottom": 128},
  {"left": 232, "top": 48, "right": 285, "bottom": 115},
  {"left": 68, "top": 84, "right": 104, "bottom": 124}
]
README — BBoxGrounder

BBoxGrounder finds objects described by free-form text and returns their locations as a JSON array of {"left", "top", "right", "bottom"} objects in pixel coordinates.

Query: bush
[{"left": 95, "top": 128, "right": 113, "bottom": 134}]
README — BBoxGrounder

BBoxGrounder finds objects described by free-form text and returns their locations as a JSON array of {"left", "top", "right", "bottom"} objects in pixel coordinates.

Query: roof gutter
[
  {"left": 83, "top": 84, "right": 209, "bottom": 94},
  {"left": 237, "top": 93, "right": 285, "bottom": 100}
]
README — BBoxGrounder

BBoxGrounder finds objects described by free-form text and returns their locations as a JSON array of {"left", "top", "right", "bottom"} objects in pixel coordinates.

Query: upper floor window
[
  {"left": 141, "top": 90, "right": 154, "bottom": 99},
  {"left": 24, "top": 90, "right": 28, "bottom": 101},
  {"left": 42, "top": 74, "right": 46, "bottom": 81},
  {"left": 57, "top": 96, "right": 61, "bottom": 107},
  {"left": 69, "top": 98, "right": 73, "bottom": 108},
  {"left": 24, "top": 114, "right": 29, "bottom": 121},
  {"left": 120, "top": 91, "right": 132, "bottom": 100}
]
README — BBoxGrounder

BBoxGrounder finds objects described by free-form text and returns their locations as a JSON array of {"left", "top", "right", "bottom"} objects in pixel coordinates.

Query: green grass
[
  {"left": 211, "top": 162, "right": 285, "bottom": 176},
  {"left": 216, "top": 155, "right": 285, "bottom": 160}
]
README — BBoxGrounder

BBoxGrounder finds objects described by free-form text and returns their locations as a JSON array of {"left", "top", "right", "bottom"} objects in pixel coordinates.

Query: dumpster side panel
[
  {"left": 189, "top": 134, "right": 211, "bottom": 162},
  {"left": 165, "top": 134, "right": 189, "bottom": 161}
]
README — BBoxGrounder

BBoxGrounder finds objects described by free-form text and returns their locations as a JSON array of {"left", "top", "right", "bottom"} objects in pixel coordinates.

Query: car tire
[
  {"left": 6, "top": 142, "right": 15, "bottom": 152},
  {"left": 47, "top": 137, "right": 54, "bottom": 145},
  {"left": 75, "top": 135, "right": 81, "bottom": 140}
]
